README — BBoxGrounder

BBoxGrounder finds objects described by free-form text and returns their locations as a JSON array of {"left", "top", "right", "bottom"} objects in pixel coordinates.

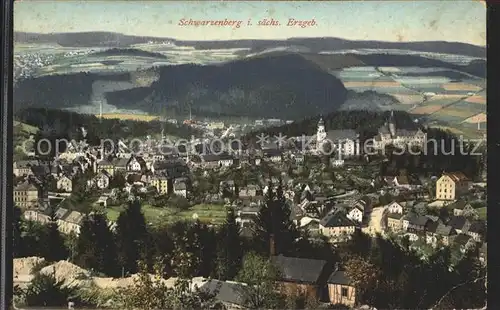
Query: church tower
[
  {"left": 317, "top": 117, "right": 327, "bottom": 145},
  {"left": 388, "top": 110, "right": 396, "bottom": 138}
]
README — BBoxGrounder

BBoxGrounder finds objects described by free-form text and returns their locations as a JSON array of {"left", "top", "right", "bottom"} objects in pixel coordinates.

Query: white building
[{"left": 373, "top": 111, "right": 427, "bottom": 150}]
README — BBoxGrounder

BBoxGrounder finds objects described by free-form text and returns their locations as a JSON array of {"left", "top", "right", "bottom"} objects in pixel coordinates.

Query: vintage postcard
[{"left": 12, "top": 1, "right": 486, "bottom": 309}]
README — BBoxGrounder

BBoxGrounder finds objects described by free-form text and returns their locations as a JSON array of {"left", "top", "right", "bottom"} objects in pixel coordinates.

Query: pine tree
[
  {"left": 254, "top": 181, "right": 299, "bottom": 256},
  {"left": 215, "top": 208, "right": 243, "bottom": 280},
  {"left": 13, "top": 205, "right": 23, "bottom": 258},
  {"left": 76, "top": 212, "right": 119, "bottom": 276},
  {"left": 44, "top": 209, "right": 68, "bottom": 262},
  {"left": 115, "top": 200, "right": 149, "bottom": 274}
]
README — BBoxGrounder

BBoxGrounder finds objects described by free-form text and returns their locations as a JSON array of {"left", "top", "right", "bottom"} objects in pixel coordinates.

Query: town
[{"left": 13, "top": 111, "right": 487, "bottom": 309}]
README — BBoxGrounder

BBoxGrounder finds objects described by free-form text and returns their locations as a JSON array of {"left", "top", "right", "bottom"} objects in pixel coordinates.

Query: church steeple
[{"left": 388, "top": 110, "right": 396, "bottom": 137}]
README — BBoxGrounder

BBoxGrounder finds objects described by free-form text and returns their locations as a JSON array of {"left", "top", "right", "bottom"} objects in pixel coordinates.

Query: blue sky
[{"left": 14, "top": 1, "right": 486, "bottom": 45}]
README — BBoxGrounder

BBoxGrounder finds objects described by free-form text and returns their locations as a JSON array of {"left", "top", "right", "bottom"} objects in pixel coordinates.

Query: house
[
  {"left": 263, "top": 149, "right": 282, "bottom": 163},
  {"left": 453, "top": 234, "right": 476, "bottom": 253},
  {"left": 94, "top": 170, "right": 111, "bottom": 189},
  {"left": 126, "top": 156, "right": 147, "bottom": 172},
  {"left": 449, "top": 200, "right": 476, "bottom": 217},
  {"left": 97, "top": 195, "right": 112, "bottom": 207},
  {"left": 238, "top": 185, "right": 258, "bottom": 198},
  {"left": 353, "top": 196, "right": 372, "bottom": 214},
  {"left": 447, "top": 215, "right": 471, "bottom": 234},
  {"left": 327, "top": 267, "right": 356, "bottom": 307},
  {"left": 173, "top": 181, "right": 187, "bottom": 197},
  {"left": 425, "top": 222, "right": 456, "bottom": 247},
  {"left": 393, "top": 175, "right": 420, "bottom": 190},
  {"left": 97, "top": 159, "right": 115, "bottom": 176},
  {"left": 386, "top": 213, "right": 404, "bottom": 232},
  {"left": 14, "top": 182, "right": 39, "bottom": 208},
  {"left": 13, "top": 160, "right": 37, "bottom": 177},
  {"left": 58, "top": 210, "right": 84, "bottom": 235},
  {"left": 235, "top": 205, "right": 261, "bottom": 228},
  {"left": 387, "top": 201, "right": 403, "bottom": 214},
  {"left": 199, "top": 279, "right": 247, "bottom": 309},
  {"left": 151, "top": 176, "right": 169, "bottom": 195},
  {"left": 220, "top": 180, "right": 236, "bottom": 194},
  {"left": 23, "top": 209, "right": 50, "bottom": 224},
  {"left": 319, "top": 212, "right": 358, "bottom": 242},
  {"left": 112, "top": 157, "right": 129, "bottom": 172},
  {"left": 465, "top": 220, "right": 485, "bottom": 242},
  {"left": 56, "top": 175, "right": 73, "bottom": 193},
  {"left": 346, "top": 206, "right": 363, "bottom": 223},
  {"left": 435, "top": 172, "right": 471, "bottom": 201},
  {"left": 330, "top": 158, "right": 345, "bottom": 167},
  {"left": 271, "top": 255, "right": 330, "bottom": 300},
  {"left": 402, "top": 213, "right": 431, "bottom": 232},
  {"left": 292, "top": 153, "right": 305, "bottom": 164}
]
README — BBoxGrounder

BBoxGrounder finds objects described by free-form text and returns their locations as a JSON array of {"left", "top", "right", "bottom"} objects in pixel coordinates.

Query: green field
[
  {"left": 476, "top": 207, "right": 487, "bottom": 220},
  {"left": 106, "top": 203, "right": 228, "bottom": 225}
]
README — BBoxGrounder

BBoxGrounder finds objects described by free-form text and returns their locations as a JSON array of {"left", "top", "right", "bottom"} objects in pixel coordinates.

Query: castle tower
[{"left": 388, "top": 110, "right": 396, "bottom": 138}]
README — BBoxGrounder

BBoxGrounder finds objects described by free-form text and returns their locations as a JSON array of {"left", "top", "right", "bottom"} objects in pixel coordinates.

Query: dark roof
[
  {"left": 428, "top": 223, "right": 454, "bottom": 236},
  {"left": 272, "top": 255, "right": 327, "bottom": 284},
  {"left": 319, "top": 212, "right": 357, "bottom": 228},
  {"left": 447, "top": 216, "right": 469, "bottom": 230},
  {"left": 449, "top": 200, "right": 470, "bottom": 210},
  {"left": 405, "top": 214, "right": 430, "bottom": 226},
  {"left": 199, "top": 280, "right": 246, "bottom": 307},
  {"left": 263, "top": 149, "right": 282, "bottom": 157},
  {"left": 327, "top": 270, "right": 353, "bottom": 285},
  {"left": 112, "top": 158, "right": 129, "bottom": 167},
  {"left": 388, "top": 213, "right": 403, "bottom": 220},
  {"left": 325, "top": 129, "right": 358, "bottom": 142},
  {"left": 467, "top": 221, "right": 485, "bottom": 234},
  {"left": 454, "top": 234, "right": 472, "bottom": 246}
]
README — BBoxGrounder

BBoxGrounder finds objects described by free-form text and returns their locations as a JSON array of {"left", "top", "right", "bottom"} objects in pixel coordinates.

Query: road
[{"left": 365, "top": 206, "right": 387, "bottom": 236}]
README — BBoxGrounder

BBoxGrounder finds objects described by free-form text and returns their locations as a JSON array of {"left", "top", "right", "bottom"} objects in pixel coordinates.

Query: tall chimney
[{"left": 269, "top": 234, "right": 276, "bottom": 257}]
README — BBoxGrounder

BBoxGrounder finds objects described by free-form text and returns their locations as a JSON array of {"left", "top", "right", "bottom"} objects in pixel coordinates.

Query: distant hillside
[
  {"left": 90, "top": 48, "right": 167, "bottom": 59},
  {"left": 14, "top": 31, "right": 486, "bottom": 58},
  {"left": 14, "top": 54, "right": 349, "bottom": 120}
]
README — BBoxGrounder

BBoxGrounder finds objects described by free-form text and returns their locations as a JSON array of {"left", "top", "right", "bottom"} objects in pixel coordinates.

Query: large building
[
  {"left": 373, "top": 111, "right": 426, "bottom": 150},
  {"left": 435, "top": 172, "right": 471, "bottom": 201}
]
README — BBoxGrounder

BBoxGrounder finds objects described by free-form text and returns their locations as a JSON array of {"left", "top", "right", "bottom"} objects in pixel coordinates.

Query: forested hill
[
  {"left": 14, "top": 54, "right": 349, "bottom": 120},
  {"left": 15, "top": 108, "right": 200, "bottom": 145}
]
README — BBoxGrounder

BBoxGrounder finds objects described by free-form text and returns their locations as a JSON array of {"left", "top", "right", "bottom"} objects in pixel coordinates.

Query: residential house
[
  {"left": 330, "top": 158, "right": 345, "bottom": 167},
  {"left": 435, "top": 172, "right": 471, "bottom": 201},
  {"left": 453, "top": 234, "right": 476, "bottom": 253},
  {"left": 263, "top": 149, "right": 282, "bottom": 163},
  {"left": 56, "top": 175, "right": 73, "bottom": 193},
  {"left": 14, "top": 182, "right": 39, "bottom": 208},
  {"left": 97, "top": 195, "right": 112, "bottom": 207},
  {"left": 387, "top": 201, "right": 403, "bottom": 214},
  {"left": 97, "top": 159, "right": 115, "bottom": 176},
  {"left": 386, "top": 213, "right": 404, "bottom": 232},
  {"left": 447, "top": 215, "right": 471, "bottom": 235},
  {"left": 465, "top": 220, "right": 485, "bottom": 242},
  {"left": 292, "top": 153, "right": 305, "bottom": 164},
  {"left": 238, "top": 185, "right": 258, "bottom": 198},
  {"left": 393, "top": 175, "right": 420, "bottom": 190},
  {"left": 402, "top": 213, "right": 431, "bottom": 232},
  {"left": 23, "top": 209, "right": 50, "bottom": 224},
  {"left": 13, "top": 160, "right": 37, "bottom": 177},
  {"left": 327, "top": 267, "right": 356, "bottom": 307},
  {"left": 58, "top": 210, "right": 84, "bottom": 235},
  {"left": 235, "top": 205, "right": 261, "bottom": 228},
  {"left": 126, "top": 156, "right": 147, "bottom": 172},
  {"left": 220, "top": 180, "right": 236, "bottom": 195},
  {"left": 450, "top": 200, "right": 476, "bottom": 217},
  {"left": 112, "top": 157, "right": 129, "bottom": 173},
  {"left": 94, "top": 170, "right": 111, "bottom": 189},
  {"left": 426, "top": 222, "right": 456, "bottom": 247},
  {"left": 346, "top": 205, "right": 363, "bottom": 223},
  {"left": 319, "top": 212, "right": 358, "bottom": 242},
  {"left": 173, "top": 181, "right": 188, "bottom": 197},
  {"left": 151, "top": 176, "right": 169, "bottom": 195},
  {"left": 272, "top": 255, "right": 330, "bottom": 300},
  {"left": 199, "top": 280, "right": 247, "bottom": 309}
]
